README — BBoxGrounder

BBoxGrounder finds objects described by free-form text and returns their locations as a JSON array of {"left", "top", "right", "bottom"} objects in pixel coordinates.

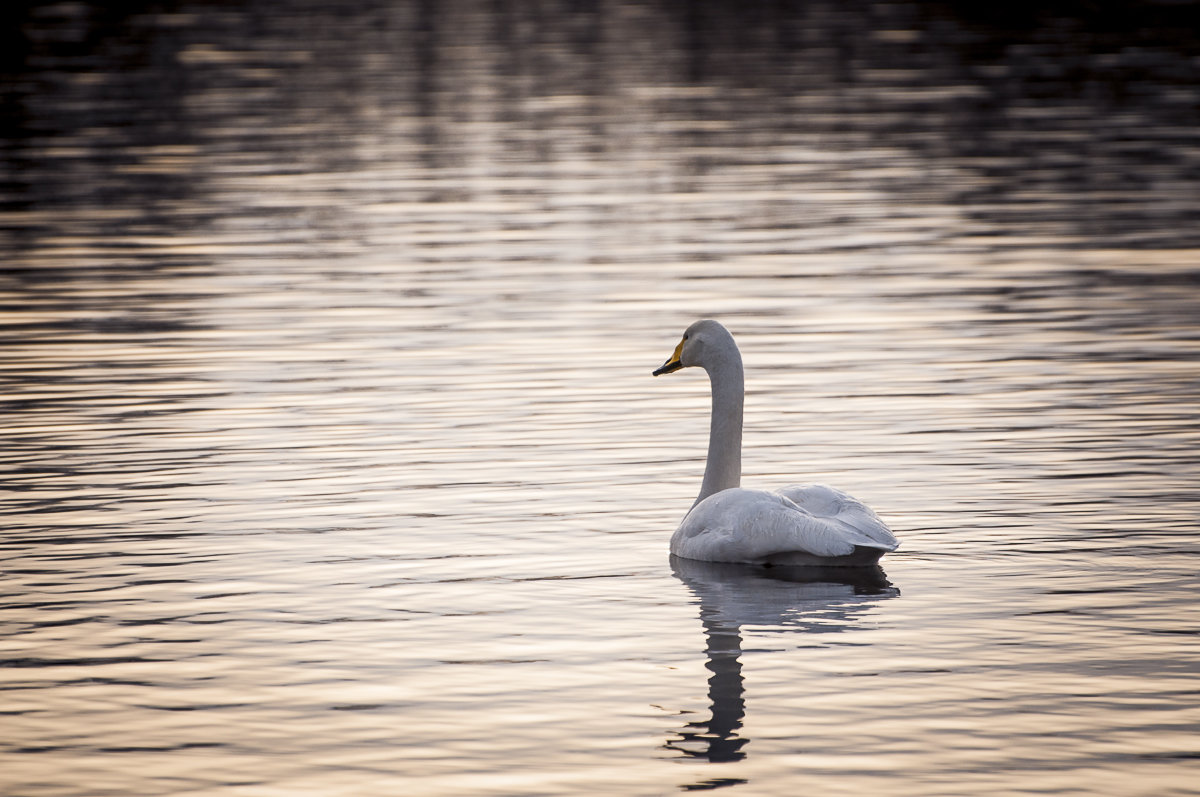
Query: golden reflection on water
[{"left": 3, "top": 0, "right": 1200, "bottom": 795}]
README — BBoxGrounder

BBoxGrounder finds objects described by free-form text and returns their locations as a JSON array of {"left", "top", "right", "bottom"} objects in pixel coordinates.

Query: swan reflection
[{"left": 666, "top": 557, "right": 899, "bottom": 765}]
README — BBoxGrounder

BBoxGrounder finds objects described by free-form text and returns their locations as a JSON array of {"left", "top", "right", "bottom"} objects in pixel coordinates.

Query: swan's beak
[
  {"left": 652, "top": 339, "right": 685, "bottom": 376},
  {"left": 653, "top": 358, "right": 682, "bottom": 376}
]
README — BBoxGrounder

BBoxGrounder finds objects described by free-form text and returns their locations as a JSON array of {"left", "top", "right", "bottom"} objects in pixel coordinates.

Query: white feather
[{"left": 655, "top": 320, "right": 898, "bottom": 567}]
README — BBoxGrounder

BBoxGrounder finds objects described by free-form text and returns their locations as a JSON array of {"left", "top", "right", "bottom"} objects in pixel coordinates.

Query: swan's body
[{"left": 653, "top": 320, "right": 898, "bottom": 566}]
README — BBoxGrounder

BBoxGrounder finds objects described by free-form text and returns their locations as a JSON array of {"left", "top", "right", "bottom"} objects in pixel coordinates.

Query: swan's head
[{"left": 652, "top": 319, "right": 737, "bottom": 376}]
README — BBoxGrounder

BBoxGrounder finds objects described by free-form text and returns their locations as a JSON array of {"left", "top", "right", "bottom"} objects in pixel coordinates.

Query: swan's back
[{"left": 670, "top": 483, "right": 898, "bottom": 566}]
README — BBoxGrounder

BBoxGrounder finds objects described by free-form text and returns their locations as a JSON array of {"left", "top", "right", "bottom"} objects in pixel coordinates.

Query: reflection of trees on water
[
  {"left": 666, "top": 557, "right": 899, "bottom": 768},
  {"left": 4, "top": 0, "right": 1198, "bottom": 253}
]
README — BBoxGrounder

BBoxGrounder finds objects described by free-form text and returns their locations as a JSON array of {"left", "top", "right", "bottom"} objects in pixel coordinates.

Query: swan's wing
[
  {"left": 775, "top": 483, "right": 898, "bottom": 551},
  {"left": 671, "top": 488, "right": 881, "bottom": 563}
]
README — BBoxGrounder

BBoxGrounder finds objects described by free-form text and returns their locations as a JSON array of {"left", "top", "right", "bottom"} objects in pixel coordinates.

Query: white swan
[{"left": 653, "top": 320, "right": 898, "bottom": 566}]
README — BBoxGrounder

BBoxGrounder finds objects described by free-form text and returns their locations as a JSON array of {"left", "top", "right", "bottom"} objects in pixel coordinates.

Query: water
[{"left": 3, "top": 1, "right": 1200, "bottom": 794}]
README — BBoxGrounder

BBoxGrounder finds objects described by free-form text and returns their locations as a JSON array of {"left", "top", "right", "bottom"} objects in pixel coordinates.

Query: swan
[{"left": 653, "top": 319, "right": 898, "bottom": 566}]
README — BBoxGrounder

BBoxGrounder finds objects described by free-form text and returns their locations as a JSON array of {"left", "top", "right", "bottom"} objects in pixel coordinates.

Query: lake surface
[{"left": 3, "top": 1, "right": 1200, "bottom": 795}]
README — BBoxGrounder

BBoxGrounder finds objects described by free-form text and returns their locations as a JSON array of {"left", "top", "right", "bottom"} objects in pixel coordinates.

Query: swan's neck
[{"left": 694, "top": 348, "right": 743, "bottom": 509}]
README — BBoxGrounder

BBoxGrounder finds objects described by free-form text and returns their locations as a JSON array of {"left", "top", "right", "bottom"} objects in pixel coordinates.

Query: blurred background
[{"left": 2, "top": 1, "right": 1199, "bottom": 795}]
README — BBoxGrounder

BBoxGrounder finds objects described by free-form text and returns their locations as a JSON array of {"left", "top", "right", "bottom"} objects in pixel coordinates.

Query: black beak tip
[{"left": 653, "top": 362, "right": 681, "bottom": 376}]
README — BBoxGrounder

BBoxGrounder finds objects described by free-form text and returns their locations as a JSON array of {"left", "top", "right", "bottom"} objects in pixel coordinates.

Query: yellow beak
[{"left": 652, "top": 338, "right": 685, "bottom": 376}]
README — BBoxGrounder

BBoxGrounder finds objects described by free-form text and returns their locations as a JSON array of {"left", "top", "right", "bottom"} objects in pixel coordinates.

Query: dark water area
[
  {"left": 2, "top": 2, "right": 1199, "bottom": 796},
  {"left": 4, "top": 0, "right": 1200, "bottom": 252}
]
